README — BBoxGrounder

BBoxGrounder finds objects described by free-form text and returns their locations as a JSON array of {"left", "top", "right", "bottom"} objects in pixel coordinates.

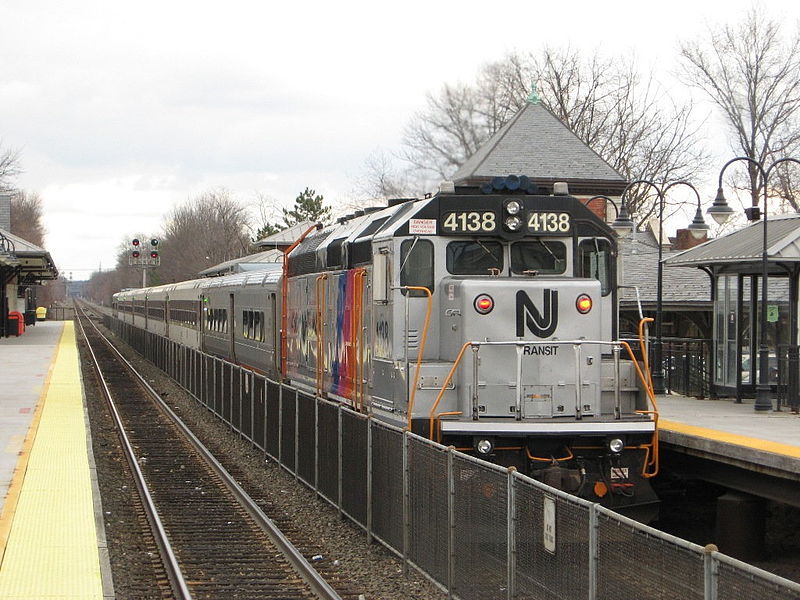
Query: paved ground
[
  {"left": 0, "top": 321, "right": 64, "bottom": 510},
  {"left": 658, "top": 393, "right": 800, "bottom": 448}
]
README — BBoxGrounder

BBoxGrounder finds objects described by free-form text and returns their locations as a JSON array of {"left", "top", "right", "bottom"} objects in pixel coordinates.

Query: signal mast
[{"left": 129, "top": 238, "right": 160, "bottom": 287}]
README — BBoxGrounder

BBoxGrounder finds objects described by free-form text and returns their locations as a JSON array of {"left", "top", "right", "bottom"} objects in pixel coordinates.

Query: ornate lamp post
[
  {"left": 621, "top": 180, "right": 711, "bottom": 395},
  {"left": 583, "top": 194, "right": 635, "bottom": 237},
  {"left": 711, "top": 157, "right": 800, "bottom": 411}
]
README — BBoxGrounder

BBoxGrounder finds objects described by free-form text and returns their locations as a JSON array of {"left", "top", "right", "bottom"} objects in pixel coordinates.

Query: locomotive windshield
[
  {"left": 510, "top": 240, "right": 566, "bottom": 274},
  {"left": 446, "top": 241, "right": 503, "bottom": 274}
]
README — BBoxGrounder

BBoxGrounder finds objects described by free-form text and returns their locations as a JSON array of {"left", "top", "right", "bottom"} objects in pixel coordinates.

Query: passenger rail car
[{"left": 113, "top": 179, "right": 659, "bottom": 511}]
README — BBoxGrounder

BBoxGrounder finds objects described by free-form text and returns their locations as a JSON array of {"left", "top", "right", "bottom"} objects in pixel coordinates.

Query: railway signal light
[{"left": 132, "top": 249, "right": 140, "bottom": 258}]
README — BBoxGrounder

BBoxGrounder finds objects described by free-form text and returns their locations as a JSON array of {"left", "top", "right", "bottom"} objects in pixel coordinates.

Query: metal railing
[
  {"left": 777, "top": 344, "right": 800, "bottom": 412},
  {"left": 105, "top": 315, "right": 800, "bottom": 600}
]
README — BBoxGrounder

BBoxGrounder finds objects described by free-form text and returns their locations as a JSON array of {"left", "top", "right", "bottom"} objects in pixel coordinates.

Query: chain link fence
[{"left": 105, "top": 316, "right": 800, "bottom": 600}]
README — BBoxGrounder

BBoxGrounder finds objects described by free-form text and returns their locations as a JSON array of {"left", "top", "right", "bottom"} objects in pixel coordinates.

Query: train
[{"left": 112, "top": 177, "right": 660, "bottom": 512}]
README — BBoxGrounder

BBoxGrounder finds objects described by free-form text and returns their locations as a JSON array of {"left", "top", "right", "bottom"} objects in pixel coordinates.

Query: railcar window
[
  {"left": 400, "top": 238, "right": 434, "bottom": 296},
  {"left": 254, "top": 311, "right": 263, "bottom": 341},
  {"left": 578, "top": 238, "right": 613, "bottom": 295},
  {"left": 446, "top": 241, "right": 503, "bottom": 275},
  {"left": 511, "top": 241, "right": 566, "bottom": 274}
]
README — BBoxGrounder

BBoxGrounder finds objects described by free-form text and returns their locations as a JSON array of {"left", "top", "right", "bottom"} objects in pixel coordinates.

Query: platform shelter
[{"left": 665, "top": 214, "right": 800, "bottom": 404}]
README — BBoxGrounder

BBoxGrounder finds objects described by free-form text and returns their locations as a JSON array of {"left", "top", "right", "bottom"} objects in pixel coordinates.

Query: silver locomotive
[{"left": 113, "top": 178, "right": 659, "bottom": 511}]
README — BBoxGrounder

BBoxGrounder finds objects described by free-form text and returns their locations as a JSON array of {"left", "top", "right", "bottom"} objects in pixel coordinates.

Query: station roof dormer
[{"left": 451, "top": 97, "right": 626, "bottom": 197}]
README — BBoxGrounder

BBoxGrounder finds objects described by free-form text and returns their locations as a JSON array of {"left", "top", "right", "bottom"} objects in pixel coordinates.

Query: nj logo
[{"left": 516, "top": 289, "right": 558, "bottom": 338}]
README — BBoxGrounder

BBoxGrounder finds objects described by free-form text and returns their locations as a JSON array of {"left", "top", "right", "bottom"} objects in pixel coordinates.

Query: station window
[
  {"left": 511, "top": 241, "right": 566, "bottom": 274},
  {"left": 446, "top": 241, "right": 503, "bottom": 275},
  {"left": 400, "top": 238, "right": 434, "bottom": 296},
  {"left": 578, "top": 238, "right": 613, "bottom": 295}
]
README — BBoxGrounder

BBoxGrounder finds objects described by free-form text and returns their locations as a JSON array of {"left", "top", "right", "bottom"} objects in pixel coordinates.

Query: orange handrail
[
  {"left": 353, "top": 269, "right": 367, "bottom": 411},
  {"left": 619, "top": 316, "right": 660, "bottom": 478},
  {"left": 403, "top": 286, "right": 433, "bottom": 431},
  {"left": 281, "top": 224, "right": 319, "bottom": 379},
  {"left": 428, "top": 341, "right": 472, "bottom": 437},
  {"left": 315, "top": 274, "right": 328, "bottom": 396}
]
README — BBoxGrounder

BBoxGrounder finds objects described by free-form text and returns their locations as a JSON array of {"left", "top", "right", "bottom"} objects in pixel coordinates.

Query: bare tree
[
  {"left": 347, "top": 149, "right": 413, "bottom": 209},
  {"left": 401, "top": 48, "right": 708, "bottom": 221},
  {"left": 158, "top": 188, "right": 253, "bottom": 282},
  {"left": 10, "top": 190, "right": 46, "bottom": 247},
  {"left": 680, "top": 8, "right": 800, "bottom": 210},
  {"left": 0, "top": 140, "right": 21, "bottom": 192}
]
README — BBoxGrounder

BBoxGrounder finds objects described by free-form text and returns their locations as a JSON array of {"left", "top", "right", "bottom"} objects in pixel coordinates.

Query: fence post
[
  {"left": 337, "top": 405, "right": 343, "bottom": 520},
  {"left": 589, "top": 503, "right": 598, "bottom": 600},
  {"left": 402, "top": 431, "right": 410, "bottom": 576},
  {"left": 366, "top": 416, "right": 373, "bottom": 544},
  {"left": 703, "top": 544, "right": 718, "bottom": 600},
  {"left": 507, "top": 467, "right": 516, "bottom": 600},
  {"left": 447, "top": 446, "right": 455, "bottom": 599},
  {"left": 277, "top": 384, "right": 283, "bottom": 465},
  {"left": 294, "top": 390, "right": 299, "bottom": 481},
  {"left": 314, "top": 398, "right": 319, "bottom": 494}
]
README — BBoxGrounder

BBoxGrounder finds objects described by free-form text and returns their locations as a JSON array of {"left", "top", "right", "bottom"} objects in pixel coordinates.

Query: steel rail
[
  {"left": 75, "top": 307, "right": 192, "bottom": 600},
  {"left": 76, "top": 303, "right": 342, "bottom": 600}
]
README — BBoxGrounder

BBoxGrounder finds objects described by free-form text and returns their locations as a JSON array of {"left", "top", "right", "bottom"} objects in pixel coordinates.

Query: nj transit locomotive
[{"left": 113, "top": 178, "right": 659, "bottom": 511}]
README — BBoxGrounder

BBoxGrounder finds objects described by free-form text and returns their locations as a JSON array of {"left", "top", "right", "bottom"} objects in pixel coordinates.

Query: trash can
[
  {"left": 36, "top": 306, "right": 47, "bottom": 321},
  {"left": 6, "top": 312, "right": 21, "bottom": 336}
]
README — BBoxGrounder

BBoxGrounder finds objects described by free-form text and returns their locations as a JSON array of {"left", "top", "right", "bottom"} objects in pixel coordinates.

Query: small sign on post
[
  {"left": 767, "top": 305, "right": 779, "bottom": 323},
  {"left": 544, "top": 495, "right": 556, "bottom": 555}
]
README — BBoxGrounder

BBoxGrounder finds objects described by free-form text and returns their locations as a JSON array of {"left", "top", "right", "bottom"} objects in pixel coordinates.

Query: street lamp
[
  {"left": 583, "top": 195, "right": 635, "bottom": 237},
  {"left": 621, "top": 179, "right": 711, "bottom": 395},
  {"left": 711, "top": 156, "right": 800, "bottom": 411}
]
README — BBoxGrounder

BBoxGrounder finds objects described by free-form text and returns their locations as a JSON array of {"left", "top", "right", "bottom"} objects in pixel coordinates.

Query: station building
[{"left": 0, "top": 193, "right": 58, "bottom": 338}]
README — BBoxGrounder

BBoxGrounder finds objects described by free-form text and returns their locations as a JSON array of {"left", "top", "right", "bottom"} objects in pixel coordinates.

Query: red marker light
[
  {"left": 474, "top": 294, "right": 494, "bottom": 315},
  {"left": 576, "top": 294, "right": 592, "bottom": 314},
  {"left": 132, "top": 250, "right": 140, "bottom": 258}
]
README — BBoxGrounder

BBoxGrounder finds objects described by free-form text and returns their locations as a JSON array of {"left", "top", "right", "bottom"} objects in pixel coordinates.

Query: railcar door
[{"left": 229, "top": 293, "right": 236, "bottom": 362}]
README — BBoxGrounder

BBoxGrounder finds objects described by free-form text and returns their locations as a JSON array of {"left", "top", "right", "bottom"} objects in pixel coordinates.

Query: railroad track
[{"left": 76, "top": 305, "right": 341, "bottom": 600}]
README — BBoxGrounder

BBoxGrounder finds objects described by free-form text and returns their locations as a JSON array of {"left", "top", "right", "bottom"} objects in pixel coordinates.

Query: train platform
[
  {"left": 658, "top": 392, "right": 800, "bottom": 505},
  {"left": 0, "top": 321, "right": 111, "bottom": 598}
]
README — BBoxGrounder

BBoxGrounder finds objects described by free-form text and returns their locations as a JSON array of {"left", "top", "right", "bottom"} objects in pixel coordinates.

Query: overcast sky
[{"left": 2, "top": 0, "right": 798, "bottom": 279}]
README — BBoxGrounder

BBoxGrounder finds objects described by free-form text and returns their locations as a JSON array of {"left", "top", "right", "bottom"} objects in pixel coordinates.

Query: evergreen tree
[{"left": 257, "top": 188, "right": 331, "bottom": 238}]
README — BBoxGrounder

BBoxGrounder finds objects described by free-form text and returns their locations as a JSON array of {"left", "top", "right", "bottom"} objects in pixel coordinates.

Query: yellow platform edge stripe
[
  {"left": 660, "top": 418, "right": 800, "bottom": 459},
  {"left": 0, "top": 322, "right": 103, "bottom": 598}
]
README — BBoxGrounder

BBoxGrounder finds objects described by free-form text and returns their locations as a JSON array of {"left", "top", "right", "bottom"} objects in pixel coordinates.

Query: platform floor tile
[{"left": 0, "top": 322, "right": 103, "bottom": 599}]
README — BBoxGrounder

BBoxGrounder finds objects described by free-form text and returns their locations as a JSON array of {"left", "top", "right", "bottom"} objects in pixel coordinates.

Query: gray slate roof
[
  {"left": 619, "top": 231, "right": 711, "bottom": 307},
  {"left": 452, "top": 100, "right": 625, "bottom": 186},
  {"left": 665, "top": 214, "right": 800, "bottom": 269}
]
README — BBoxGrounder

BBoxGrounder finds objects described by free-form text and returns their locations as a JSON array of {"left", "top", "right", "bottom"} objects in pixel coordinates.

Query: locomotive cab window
[
  {"left": 400, "top": 238, "right": 434, "bottom": 296},
  {"left": 578, "top": 238, "right": 613, "bottom": 295},
  {"left": 511, "top": 240, "right": 566, "bottom": 274},
  {"left": 446, "top": 241, "right": 503, "bottom": 275}
]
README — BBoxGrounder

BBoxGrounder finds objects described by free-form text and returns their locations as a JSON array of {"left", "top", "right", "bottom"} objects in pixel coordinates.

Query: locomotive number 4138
[
  {"left": 527, "top": 211, "right": 571, "bottom": 233},
  {"left": 441, "top": 211, "right": 497, "bottom": 233}
]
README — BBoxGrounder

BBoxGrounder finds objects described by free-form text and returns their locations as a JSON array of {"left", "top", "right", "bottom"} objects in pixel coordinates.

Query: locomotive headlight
[
  {"left": 608, "top": 438, "right": 624, "bottom": 454},
  {"left": 504, "top": 215, "right": 522, "bottom": 231},
  {"left": 475, "top": 438, "right": 494, "bottom": 455},
  {"left": 576, "top": 294, "right": 593, "bottom": 314},
  {"left": 474, "top": 294, "right": 494, "bottom": 315},
  {"left": 504, "top": 199, "right": 522, "bottom": 215}
]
